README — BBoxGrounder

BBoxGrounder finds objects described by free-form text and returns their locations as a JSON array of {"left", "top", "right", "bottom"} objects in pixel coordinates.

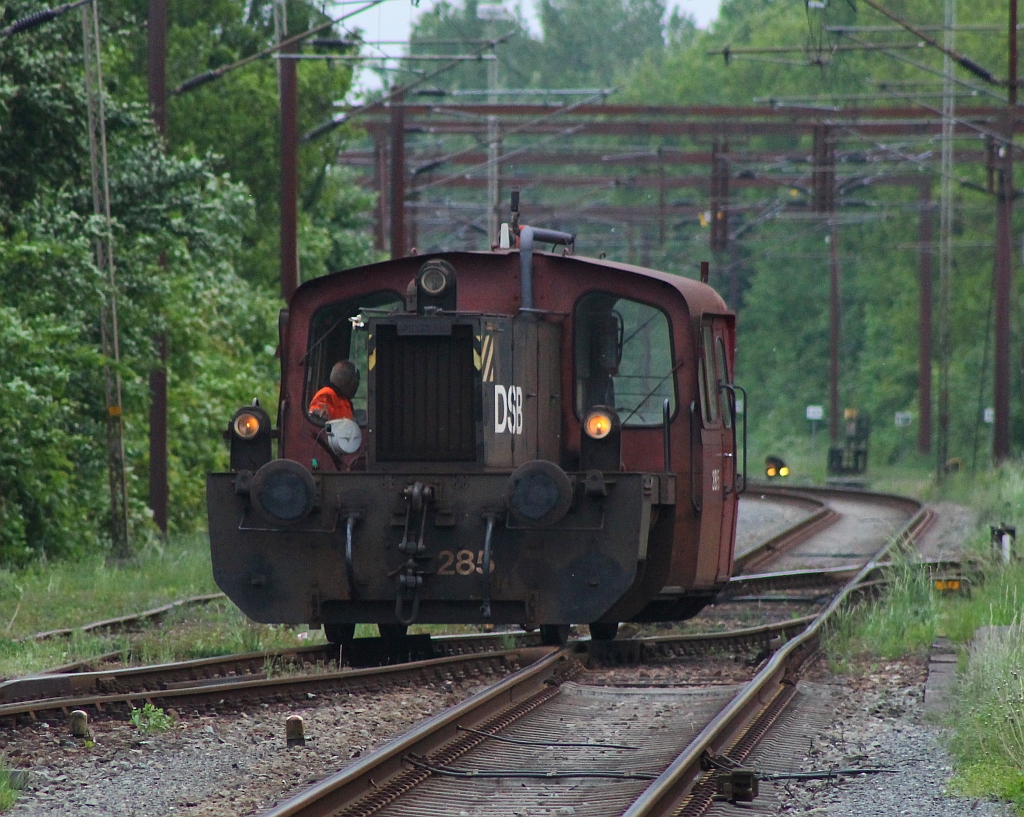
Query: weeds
[
  {"left": 0, "top": 761, "right": 24, "bottom": 811},
  {"left": 824, "top": 549, "right": 940, "bottom": 668},
  {"left": 129, "top": 703, "right": 174, "bottom": 734},
  {"left": 947, "top": 620, "right": 1024, "bottom": 811}
]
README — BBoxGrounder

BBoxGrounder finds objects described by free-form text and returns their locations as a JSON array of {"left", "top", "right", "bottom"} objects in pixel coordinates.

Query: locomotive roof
[{"left": 292, "top": 249, "right": 730, "bottom": 319}]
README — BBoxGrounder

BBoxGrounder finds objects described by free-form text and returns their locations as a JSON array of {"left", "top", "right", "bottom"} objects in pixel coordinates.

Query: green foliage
[
  {"left": 0, "top": 761, "right": 20, "bottom": 812},
  {"left": 825, "top": 550, "right": 940, "bottom": 666},
  {"left": 409, "top": 0, "right": 670, "bottom": 92},
  {"left": 0, "top": 532, "right": 332, "bottom": 676},
  {"left": 0, "top": 0, "right": 380, "bottom": 561},
  {"left": 408, "top": 0, "right": 538, "bottom": 93},
  {"left": 618, "top": 0, "right": 1024, "bottom": 466},
  {"left": 947, "top": 622, "right": 1024, "bottom": 812},
  {"left": 129, "top": 702, "right": 174, "bottom": 733},
  {"left": 537, "top": 0, "right": 667, "bottom": 88}
]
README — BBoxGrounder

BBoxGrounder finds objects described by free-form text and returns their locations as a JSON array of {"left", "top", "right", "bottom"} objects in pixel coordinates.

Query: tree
[{"left": 537, "top": 0, "right": 667, "bottom": 89}]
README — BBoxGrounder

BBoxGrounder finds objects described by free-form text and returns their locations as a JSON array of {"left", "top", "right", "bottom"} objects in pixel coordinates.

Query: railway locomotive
[{"left": 207, "top": 221, "right": 743, "bottom": 645}]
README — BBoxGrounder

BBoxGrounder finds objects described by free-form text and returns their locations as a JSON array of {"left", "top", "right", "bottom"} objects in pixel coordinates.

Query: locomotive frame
[{"left": 207, "top": 228, "right": 743, "bottom": 644}]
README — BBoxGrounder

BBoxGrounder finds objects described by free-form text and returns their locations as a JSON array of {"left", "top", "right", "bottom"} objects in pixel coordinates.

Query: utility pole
[
  {"left": 373, "top": 128, "right": 387, "bottom": 252},
  {"left": 710, "top": 139, "right": 729, "bottom": 301},
  {"left": 937, "top": 0, "right": 955, "bottom": 475},
  {"left": 917, "top": 178, "right": 934, "bottom": 455},
  {"left": 278, "top": 0, "right": 300, "bottom": 300},
  {"left": 82, "top": 0, "right": 130, "bottom": 560},
  {"left": 477, "top": 3, "right": 512, "bottom": 246},
  {"left": 812, "top": 124, "right": 841, "bottom": 443},
  {"left": 993, "top": 0, "right": 1017, "bottom": 462},
  {"left": 828, "top": 217, "right": 842, "bottom": 446},
  {"left": 389, "top": 94, "right": 406, "bottom": 259},
  {"left": 147, "top": 0, "right": 168, "bottom": 536}
]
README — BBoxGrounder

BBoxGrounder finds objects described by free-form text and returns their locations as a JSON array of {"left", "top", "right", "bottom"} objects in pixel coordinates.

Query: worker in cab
[{"left": 309, "top": 360, "right": 359, "bottom": 422}]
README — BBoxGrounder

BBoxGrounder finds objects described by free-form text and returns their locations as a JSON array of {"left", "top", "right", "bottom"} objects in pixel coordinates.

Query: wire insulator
[
  {"left": 301, "top": 115, "right": 345, "bottom": 143},
  {"left": 174, "top": 69, "right": 221, "bottom": 95},
  {"left": 2, "top": 9, "right": 59, "bottom": 37}
]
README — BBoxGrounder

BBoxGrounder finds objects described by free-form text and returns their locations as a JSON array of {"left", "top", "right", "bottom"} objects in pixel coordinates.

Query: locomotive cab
[{"left": 207, "top": 242, "right": 740, "bottom": 644}]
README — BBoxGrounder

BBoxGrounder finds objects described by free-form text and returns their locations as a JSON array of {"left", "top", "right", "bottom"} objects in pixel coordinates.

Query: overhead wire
[{"left": 171, "top": 0, "right": 391, "bottom": 95}]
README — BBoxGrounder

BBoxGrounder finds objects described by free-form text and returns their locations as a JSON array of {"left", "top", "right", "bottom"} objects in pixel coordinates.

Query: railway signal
[{"left": 765, "top": 456, "right": 789, "bottom": 478}]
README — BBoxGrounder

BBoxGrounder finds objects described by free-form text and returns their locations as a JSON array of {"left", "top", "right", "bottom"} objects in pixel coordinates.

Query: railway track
[
  {"left": 246, "top": 490, "right": 929, "bottom": 817},
  {"left": 0, "top": 488, "right": 943, "bottom": 817},
  {"left": 0, "top": 490, "right": 926, "bottom": 727}
]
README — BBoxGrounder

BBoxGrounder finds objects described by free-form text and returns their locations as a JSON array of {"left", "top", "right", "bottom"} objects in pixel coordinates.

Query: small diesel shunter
[{"left": 207, "top": 225, "right": 743, "bottom": 645}]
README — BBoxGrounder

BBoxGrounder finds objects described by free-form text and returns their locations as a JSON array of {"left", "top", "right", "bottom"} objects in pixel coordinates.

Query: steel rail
[
  {"left": 259, "top": 648, "right": 576, "bottom": 817},
  {"left": 733, "top": 490, "right": 840, "bottom": 574},
  {"left": 240, "top": 491, "right": 927, "bottom": 817},
  {"left": 21, "top": 593, "right": 225, "bottom": 642},
  {"left": 0, "top": 648, "right": 551, "bottom": 726},
  {"left": 621, "top": 499, "right": 932, "bottom": 817},
  {"left": 0, "top": 630, "right": 542, "bottom": 708},
  {"left": 6, "top": 490, "right": 847, "bottom": 701}
]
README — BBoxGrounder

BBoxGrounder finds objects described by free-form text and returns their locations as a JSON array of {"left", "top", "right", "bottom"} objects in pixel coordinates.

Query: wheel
[
  {"left": 324, "top": 623, "right": 355, "bottom": 645},
  {"left": 539, "top": 624, "right": 571, "bottom": 646},
  {"left": 377, "top": 623, "right": 408, "bottom": 639},
  {"left": 589, "top": 622, "right": 619, "bottom": 641}
]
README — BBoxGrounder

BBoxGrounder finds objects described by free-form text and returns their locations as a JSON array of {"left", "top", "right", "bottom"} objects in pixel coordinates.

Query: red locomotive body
[{"left": 207, "top": 239, "right": 741, "bottom": 644}]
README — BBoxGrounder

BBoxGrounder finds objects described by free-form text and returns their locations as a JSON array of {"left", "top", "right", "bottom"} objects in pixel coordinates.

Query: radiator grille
[{"left": 375, "top": 324, "right": 477, "bottom": 461}]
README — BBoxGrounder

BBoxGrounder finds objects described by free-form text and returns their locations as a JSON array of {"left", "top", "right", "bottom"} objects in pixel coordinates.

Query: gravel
[
  {"left": 2, "top": 501, "right": 1002, "bottom": 816},
  {"left": 780, "top": 657, "right": 1015, "bottom": 816},
  {"left": 1, "top": 680, "right": 478, "bottom": 816},
  {"left": 735, "top": 494, "right": 814, "bottom": 559}
]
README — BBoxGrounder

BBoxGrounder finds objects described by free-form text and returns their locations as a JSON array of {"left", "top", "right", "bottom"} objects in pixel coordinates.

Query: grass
[
  {"left": 0, "top": 534, "right": 329, "bottom": 678},
  {"left": 947, "top": 620, "right": 1024, "bottom": 812},
  {"left": 0, "top": 761, "right": 18, "bottom": 812},
  {"left": 825, "top": 551, "right": 941, "bottom": 668},
  {"left": 0, "top": 533, "right": 216, "bottom": 637},
  {"left": 821, "top": 461, "right": 1024, "bottom": 814}
]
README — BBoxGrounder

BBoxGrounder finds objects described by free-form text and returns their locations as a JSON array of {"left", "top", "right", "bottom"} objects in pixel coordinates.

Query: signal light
[
  {"left": 580, "top": 407, "right": 621, "bottom": 471},
  {"left": 233, "top": 412, "right": 261, "bottom": 439},
  {"left": 228, "top": 403, "right": 273, "bottom": 472},
  {"left": 765, "top": 455, "right": 788, "bottom": 478},
  {"left": 584, "top": 409, "right": 615, "bottom": 440}
]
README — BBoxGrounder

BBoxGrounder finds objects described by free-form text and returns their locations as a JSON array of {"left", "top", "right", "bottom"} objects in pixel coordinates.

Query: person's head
[{"left": 329, "top": 360, "right": 359, "bottom": 398}]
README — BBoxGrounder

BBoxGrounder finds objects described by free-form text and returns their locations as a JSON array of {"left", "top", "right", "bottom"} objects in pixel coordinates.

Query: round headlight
[
  {"left": 584, "top": 410, "right": 614, "bottom": 440},
  {"left": 505, "top": 460, "right": 574, "bottom": 528},
  {"left": 251, "top": 460, "right": 317, "bottom": 524},
  {"left": 234, "top": 412, "right": 261, "bottom": 439},
  {"left": 420, "top": 265, "right": 448, "bottom": 295}
]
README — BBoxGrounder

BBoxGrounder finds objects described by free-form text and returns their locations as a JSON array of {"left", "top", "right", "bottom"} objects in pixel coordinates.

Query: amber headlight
[
  {"left": 584, "top": 409, "right": 614, "bottom": 440},
  {"left": 233, "top": 412, "right": 261, "bottom": 439}
]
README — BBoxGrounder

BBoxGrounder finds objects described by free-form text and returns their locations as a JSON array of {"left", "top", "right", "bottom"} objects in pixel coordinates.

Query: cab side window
[
  {"left": 698, "top": 324, "right": 719, "bottom": 427},
  {"left": 305, "top": 291, "right": 403, "bottom": 418},
  {"left": 574, "top": 292, "right": 676, "bottom": 426}
]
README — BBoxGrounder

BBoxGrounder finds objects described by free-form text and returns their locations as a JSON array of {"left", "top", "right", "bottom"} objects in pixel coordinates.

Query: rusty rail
[
  {"left": 732, "top": 490, "right": 840, "bottom": 574},
  {"left": 621, "top": 498, "right": 932, "bottom": 817}
]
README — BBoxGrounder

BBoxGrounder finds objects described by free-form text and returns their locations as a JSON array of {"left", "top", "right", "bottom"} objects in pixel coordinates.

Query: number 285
[{"left": 438, "top": 549, "right": 495, "bottom": 576}]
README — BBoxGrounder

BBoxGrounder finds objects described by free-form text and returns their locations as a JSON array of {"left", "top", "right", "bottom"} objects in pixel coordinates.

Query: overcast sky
[
  {"left": 339, "top": 0, "right": 723, "bottom": 40},
  {"left": 335, "top": 0, "right": 723, "bottom": 92}
]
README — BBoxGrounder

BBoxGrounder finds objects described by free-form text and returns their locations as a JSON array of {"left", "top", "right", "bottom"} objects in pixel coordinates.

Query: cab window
[
  {"left": 699, "top": 324, "right": 719, "bottom": 426},
  {"left": 716, "top": 335, "right": 732, "bottom": 429},
  {"left": 574, "top": 292, "right": 676, "bottom": 426},
  {"left": 305, "top": 291, "right": 403, "bottom": 418}
]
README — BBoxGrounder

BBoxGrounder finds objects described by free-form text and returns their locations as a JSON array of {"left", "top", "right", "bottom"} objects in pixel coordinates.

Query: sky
[
  {"left": 338, "top": 0, "right": 724, "bottom": 39},
  {"left": 334, "top": 0, "right": 723, "bottom": 92}
]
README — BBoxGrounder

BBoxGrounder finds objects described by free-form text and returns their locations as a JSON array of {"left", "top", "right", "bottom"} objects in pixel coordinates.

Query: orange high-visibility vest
[{"left": 308, "top": 387, "right": 353, "bottom": 420}]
